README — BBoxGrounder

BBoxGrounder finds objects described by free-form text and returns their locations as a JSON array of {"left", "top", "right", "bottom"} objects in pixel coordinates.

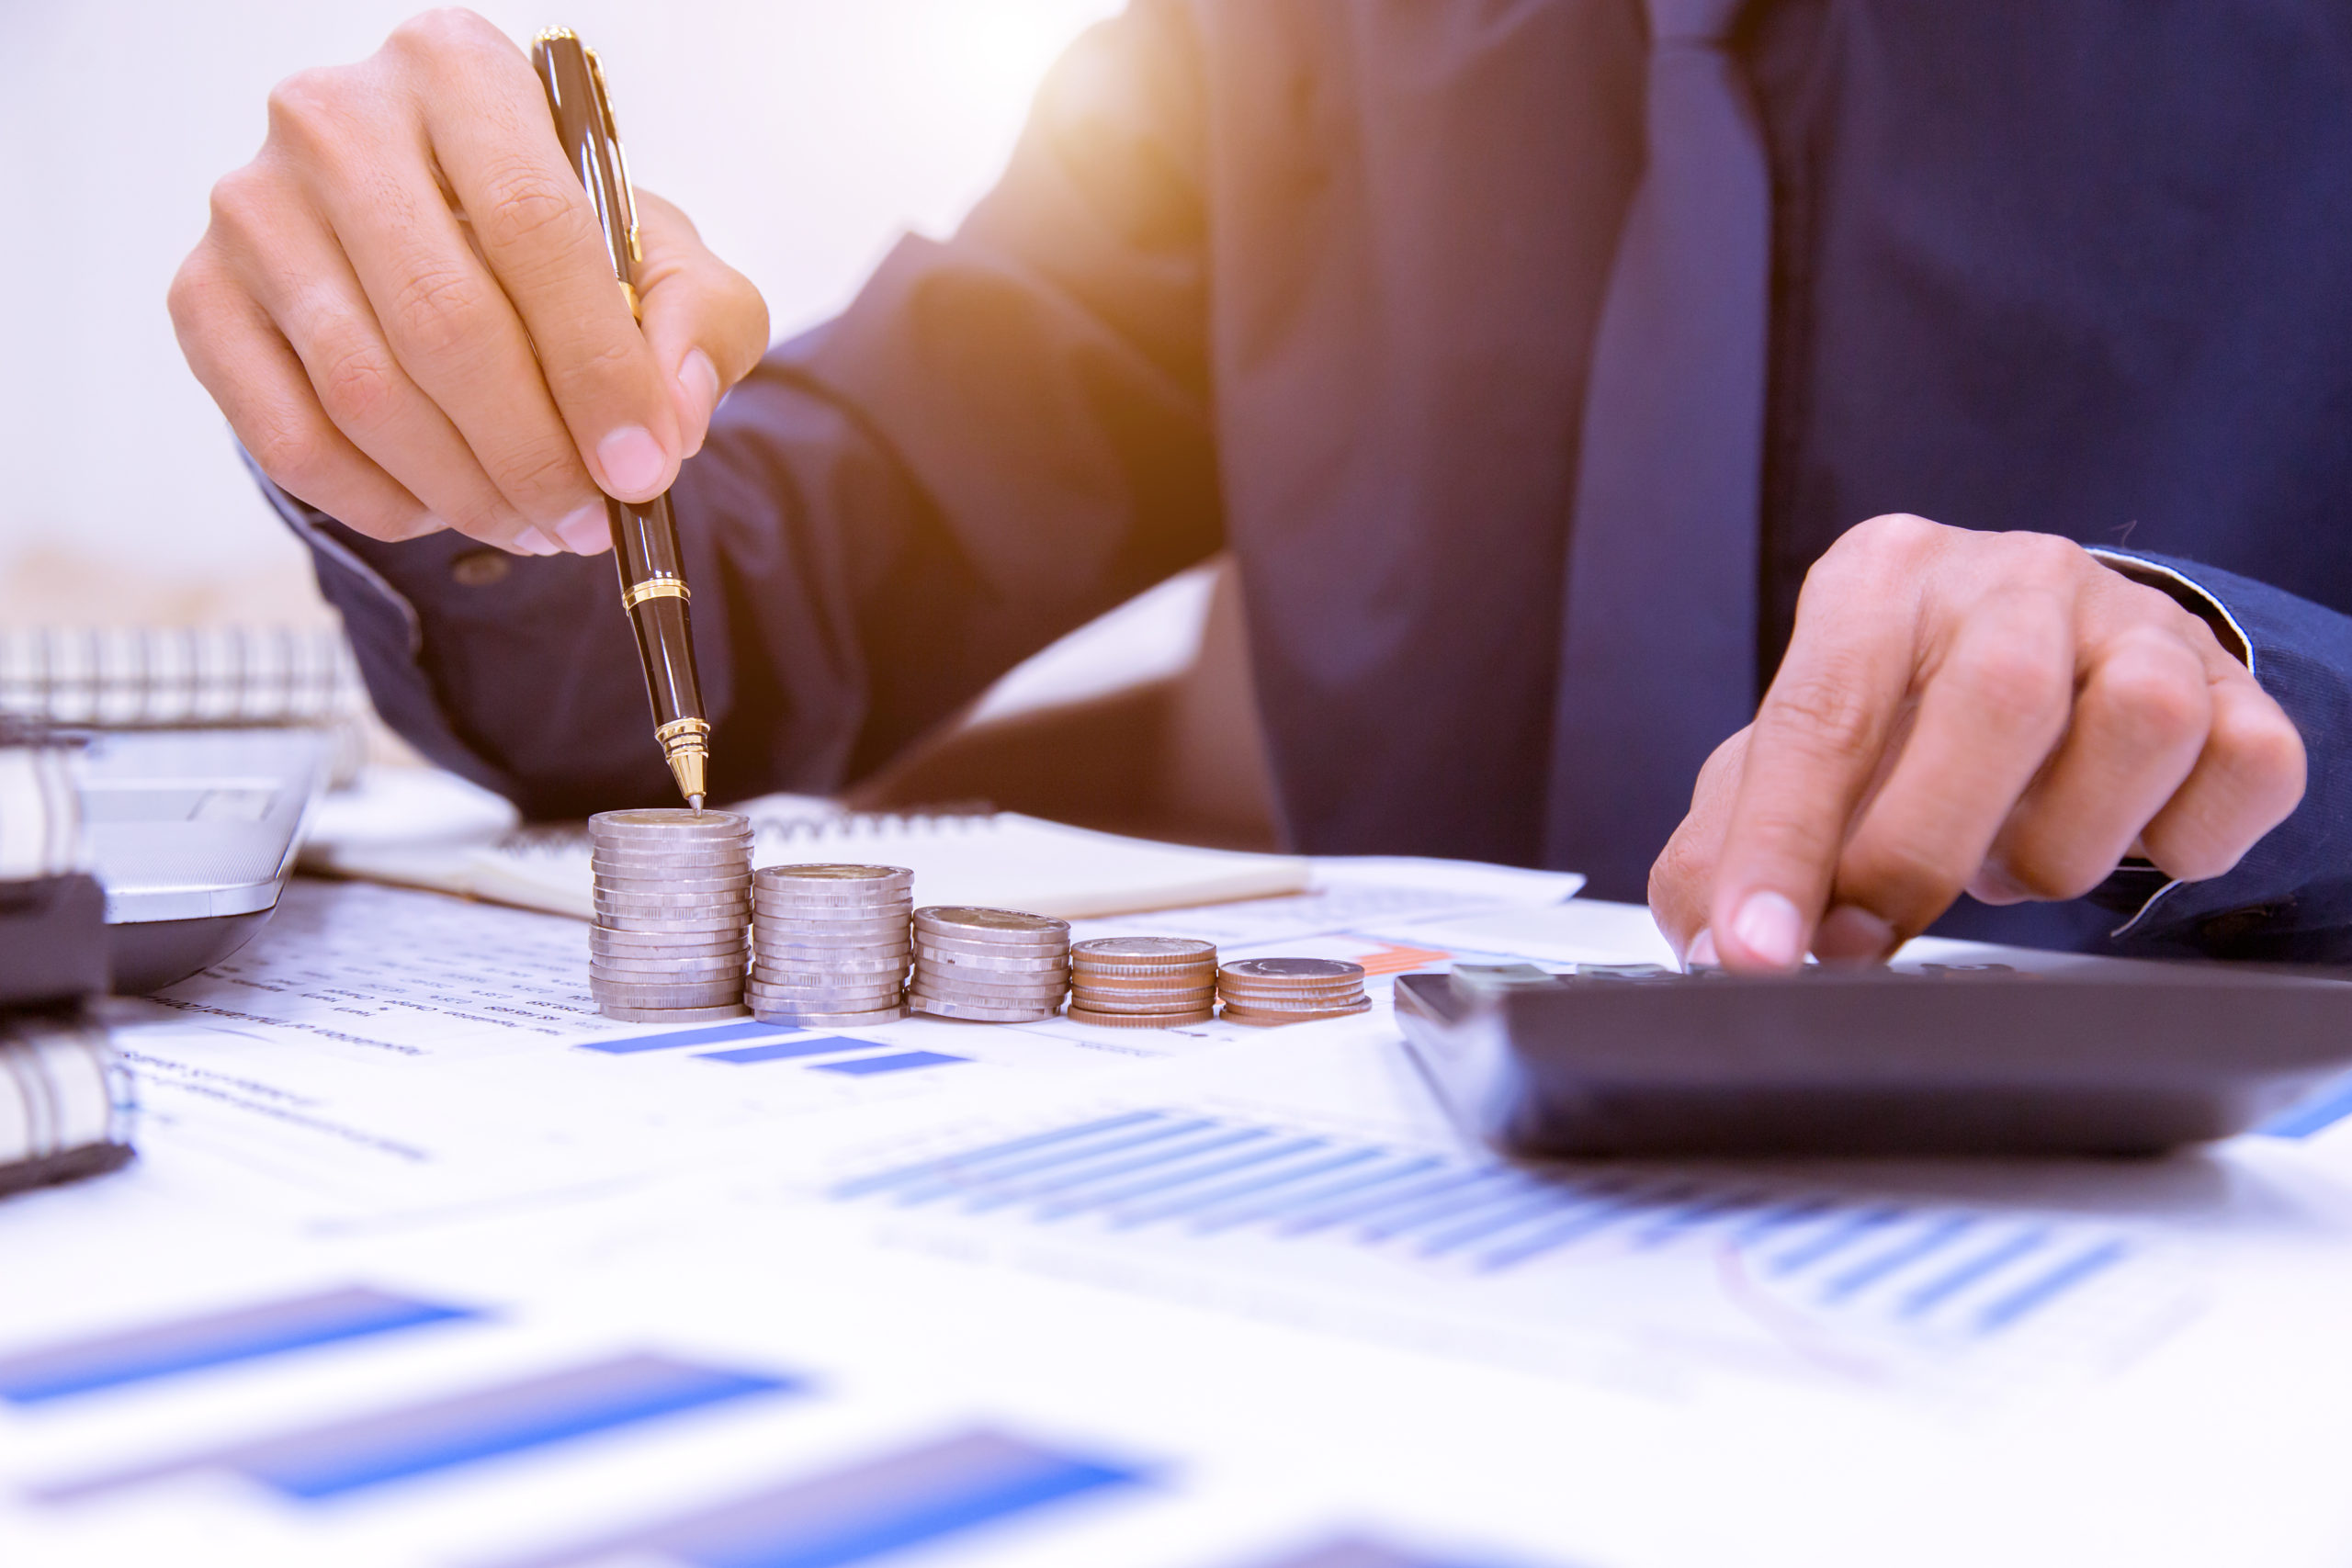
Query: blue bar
[
  {"left": 2257, "top": 1071, "right": 2352, "bottom": 1138},
  {"left": 1110, "top": 1146, "right": 1370, "bottom": 1229},
  {"left": 1355, "top": 1173, "right": 1545, "bottom": 1243},
  {"left": 888, "top": 1118, "right": 1219, "bottom": 1208},
  {"left": 1053, "top": 1136, "right": 1327, "bottom": 1222},
  {"left": 1472, "top": 1187, "right": 1676, "bottom": 1273},
  {"left": 482, "top": 1428, "right": 1144, "bottom": 1568},
  {"left": 0, "top": 1287, "right": 476, "bottom": 1406},
  {"left": 1728, "top": 1196, "right": 1839, "bottom": 1246},
  {"left": 1897, "top": 1227, "right": 2050, "bottom": 1320},
  {"left": 826, "top": 1111, "right": 1171, "bottom": 1201},
  {"left": 814, "top": 1052, "right": 971, "bottom": 1077},
  {"left": 701, "top": 1037, "right": 875, "bottom": 1065},
  {"left": 1035, "top": 1134, "right": 1305, "bottom": 1219},
  {"left": 1191, "top": 1156, "right": 1447, "bottom": 1234},
  {"left": 1974, "top": 1239, "right": 2130, "bottom": 1335},
  {"left": 1765, "top": 1205, "right": 1908, "bottom": 1277},
  {"left": 1418, "top": 1181, "right": 1638, "bottom": 1258},
  {"left": 1630, "top": 1188, "right": 1768, "bottom": 1248},
  {"left": 37, "top": 1355, "right": 797, "bottom": 1504},
  {"left": 1819, "top": 1216, "right": 1977, "bottom": 1304},
  {"left": 1278, "top": 1168, "right": 1495, "bottom": 1237},
  {"left": 582, "top": 1021, "right": 800, "bottom": 1055},
  {"left": 962, "top": 1129, "right": 1263, "bottom": 1213}
]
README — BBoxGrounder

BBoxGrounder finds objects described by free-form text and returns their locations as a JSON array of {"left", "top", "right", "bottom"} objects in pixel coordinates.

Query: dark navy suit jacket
[{"left": 283, "top": 0, "right": 2352, "bottom": 959}]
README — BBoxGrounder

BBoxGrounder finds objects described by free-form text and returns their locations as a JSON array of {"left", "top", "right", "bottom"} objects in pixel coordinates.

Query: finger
[
  {"left": 263, "top": 74, "right": 605, "bottom": 542},
  {"left": 1647, "top": 727, "right": 1750, "bottom": 961},
  {"left": 1707, "top": 532, "right": 1925, "bottom": 969},
  {"left": 171, "top": 251, "right": 441, "bottom": 543},
  {"left": 1971, "top": 625, "right": 2211, "bottom": 904},
  {"left": 632, "top": 190, "right": 770, "bottom": 458},
  {"left": 1830, "top": 584, "right": 2075, "bottom": 942},
  {"left": 225, "top": 192, "right": 559, "bottom": 555},
  {"left": 2138, "top": 671, "right": 2306, "bottom": 881},
  {"left": 397, "top": 17, "right": 683, "bottom": 502}
]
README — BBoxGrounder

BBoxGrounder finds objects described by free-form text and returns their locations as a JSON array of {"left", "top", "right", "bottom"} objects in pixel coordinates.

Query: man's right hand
[{"left": 170, "top": 8, "right": 769, "bottom": 557}]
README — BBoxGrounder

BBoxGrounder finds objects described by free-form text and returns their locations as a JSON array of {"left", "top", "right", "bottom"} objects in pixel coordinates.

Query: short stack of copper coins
[
  {"left": 746, "top": 863, "right": 912, "bottom": 1025},
  {"left": 908, "top": 907, "right": 1069, "bottom": 1021},
  {"left": 1216, "top": 957, "right": 1373, "bottom": 1026},
  {"left": 586, "top": 808, "right": 753, "bottom": 1023},
  {"left": 1066, "top": 937, "right": 1218, "bottom": 1027}
]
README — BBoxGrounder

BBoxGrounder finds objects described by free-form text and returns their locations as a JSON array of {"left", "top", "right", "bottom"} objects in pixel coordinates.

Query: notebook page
[{"left": 313, "top": 803, "right": 1310, "bottom": 921}]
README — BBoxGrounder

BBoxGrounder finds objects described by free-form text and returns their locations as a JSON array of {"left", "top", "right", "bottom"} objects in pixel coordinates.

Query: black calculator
[{"left": 1391, "top": 961, "right": 2352, "bottom": 1157}]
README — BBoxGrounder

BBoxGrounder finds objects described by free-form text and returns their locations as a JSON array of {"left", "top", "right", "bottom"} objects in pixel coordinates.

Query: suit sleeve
[
  {"left": 292, "top": 0, "right": 1221, "bottom": 819},
  {"left": 2085, "top": 549, "right": 2352, "bottom": 961}
]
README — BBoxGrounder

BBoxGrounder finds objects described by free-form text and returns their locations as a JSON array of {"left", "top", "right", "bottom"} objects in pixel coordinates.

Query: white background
[{"left": 0, "top": 1, "right": 1123, "bottom": 614}]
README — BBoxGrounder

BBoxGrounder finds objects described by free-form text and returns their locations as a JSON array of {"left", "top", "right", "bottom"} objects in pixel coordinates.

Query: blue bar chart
[
  {"left": 0, "top": 1286, "right": 477, "bottom": 1405},
  {"left": 483, "top": 1427, "right": 1143, "bottom": 1568},
  {"left": 829, "top": 1111, "right": 2172, "bottom": 1368},
  {"left": 37, "top": 1353, "right": 799, "bottom": 1503}
]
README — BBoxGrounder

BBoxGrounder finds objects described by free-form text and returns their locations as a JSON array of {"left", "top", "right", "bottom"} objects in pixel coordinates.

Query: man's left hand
[{"left": 1648, "top": 515, "right": 2308, "bottom": 970}]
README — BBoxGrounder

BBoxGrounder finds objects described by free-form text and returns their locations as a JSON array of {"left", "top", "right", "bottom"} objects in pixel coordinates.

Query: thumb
[{"left": 631, "top": 189, "right": 770, "bottom": 458}]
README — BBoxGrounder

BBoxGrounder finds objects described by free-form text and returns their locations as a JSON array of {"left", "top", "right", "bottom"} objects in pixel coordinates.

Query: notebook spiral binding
[
  {"left": 0, "top": 626, "right": 367, "bottom": 786},
  {"left": 0, "top": 1011, "right": 134, "bottom": 1199},
  {"left": 494, "top": 807, "right": 997, "bottom": 862}
]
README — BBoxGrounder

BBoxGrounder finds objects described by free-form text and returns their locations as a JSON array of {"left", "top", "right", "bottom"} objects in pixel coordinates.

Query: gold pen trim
[{"left": 622, "top": 577, "right": 690, "bottom": 610}]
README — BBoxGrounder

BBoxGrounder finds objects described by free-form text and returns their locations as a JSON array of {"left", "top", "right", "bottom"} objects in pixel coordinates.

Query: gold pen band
[
  {"left": 619, "top": 278, "right": 640, "bottom": 320},
  {"left": 622, "top": 577, "right": 689, "bottom": 609}
]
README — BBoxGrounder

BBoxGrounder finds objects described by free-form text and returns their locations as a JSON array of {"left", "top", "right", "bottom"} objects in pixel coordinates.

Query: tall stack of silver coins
[
  {"left": 586, "top": 808, "right": 753, "bottom": 1022},
  {"left": 1066, "top": 937, "right": 1218, "bottom": 1027},
  {"left": 745, "top": 863, "right": 913, "bottom": 1025},
  {"left": 1215, "top": 957, "right": 1372, "bottom": 1026},
  {"left": 908, "top": 907, "right": 1070, "bottom": 1021}
]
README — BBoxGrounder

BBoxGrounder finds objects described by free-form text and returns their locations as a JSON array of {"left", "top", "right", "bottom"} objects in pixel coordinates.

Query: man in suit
[{"left": 171, "top": 4, "right": 2346, "bottom": 967}]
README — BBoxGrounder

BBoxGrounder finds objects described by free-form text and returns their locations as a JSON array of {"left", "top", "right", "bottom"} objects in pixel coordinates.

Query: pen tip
[{"left": 688, "top": 795, "right": 705, "bottom": 814}]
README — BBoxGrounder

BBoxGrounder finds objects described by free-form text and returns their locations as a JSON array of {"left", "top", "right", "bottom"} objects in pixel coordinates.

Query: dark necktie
[{"left": 1544, "top": 0, "right": 1769, "bottom": 898}]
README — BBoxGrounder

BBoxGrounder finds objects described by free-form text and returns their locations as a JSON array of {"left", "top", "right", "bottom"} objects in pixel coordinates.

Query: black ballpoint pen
[{"left": 531, "top": 28, "right": 710, "bottom": 810}]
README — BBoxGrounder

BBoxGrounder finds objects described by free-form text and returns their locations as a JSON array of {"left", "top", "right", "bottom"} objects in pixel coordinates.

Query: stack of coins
[
  {"left": 1066, "top": 938, "right": 1218, "bottom": 1027},
  {"left": 745, "top": 863, "right": 912, "bottom": 1025},
  {"left": 909, "top": 907, "right": 1069, "bottom": 1021},
  {"left": 587, "top": 808, "right": 753, "bottom": 1022},
  {"left": 1216, "top": 957, "right": 1373, "bottom": 1026}
]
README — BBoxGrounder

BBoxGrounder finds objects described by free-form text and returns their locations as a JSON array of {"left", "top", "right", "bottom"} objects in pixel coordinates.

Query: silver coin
[
  {"left": 754, "top": 886, "right": 912, "bottom": 906},
  {"left": 751, "top": 931, "right": 910, "bottom": 953},
  {"left": 751, "top": 952, "right": 910, "bottom": 974},
  {"left": 752, "top": 959, "right": 906, "bottom": 980},
  {"left": 908, "top": 994, "right": 1059, "bottom": 1022},
  {"left": 596, "top": 1002, "right": 749, "bottom": 1023},
  {"left": 752, "top": 940, "right": 910, "bottom": 961},
  {"left": 1066, "top": 994, "right": 1215, "bottom": 1015},
  {"left": 752, "top": 919, "right": 911, "bottom": 942},
  {"left": 590, "top": 982, "right": 746, "bottom": 1008},
  {"left": 910, "top": 978, "right": 1068, "bottom": 1005},
  {"left": 590, "top": 807, "right": 753, "bottom": 836},
  {"left": 1216, "top": 979, "right": 1368, "bottom": 1001},
  {"left": 746, "top": 986, "right": 904, "bottom": 1008},
  {"left": 591, "top": 857, "right": 753, "bottom": 879},
  {"left": 595, "top": 896, "right": 750, "bottom": 916},
  {"left": 1068, "top": 985, "right": 1217, "bottom": 1007},
  {"left": 752, "top": 908, "right": 907, "bottom": 927},
  {"left": 1066, "top": 1005, "right": 1216, "bottom": 1029},
  {"left": 912, "top": 944, "right": 1072, "bottom": 968},
  {"left": 1070, "top": 937, "right": 1217, "bottom": 964},
  {"left": 1220, "top": 958, "right": 1366, "bottom": 983},
  {"left": 588, "top": 864, "right": 752, "bottom": 888},
  {"left": 1070, "top": 969, "right": 1217, "bottom": 993},
  {"left": 591, "top": 945, "right": 747, "bottom": 965},
  {"left": 747, "top": 1001, "right": 910, "bottom": 1026},
  {"left": 588, "top": 949, "right": 742, "bottom": 973},
  {"left": 594, "top": 885, "right": 753, "bottom": 907},
  {"left": 593, "top": 907, "right": 748, "bottom": 931},
  {"left": 908, "top": 931, "right": 1070, "bottom": 962},
  {"left": 753, "top": 863, "right": 912, "bottom": 888},
  {"left": 592, "top": 845, "right": 753, "bottom": 864},
  {"left": 913, "top": 907, "right": 1069, "bottom": 940}
]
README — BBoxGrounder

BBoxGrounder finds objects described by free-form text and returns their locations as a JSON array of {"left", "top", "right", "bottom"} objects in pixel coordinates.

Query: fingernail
[
  {"left": 1684, "top": 929, "right": 1720, "bottom": 971},
  {"left": 1730, "top": 890, "right": 1805, "bottom": 969},
  {"left": 511, "top": 526, "right": 562, "bottom": 557},
  {"left": 679, "top": 348, "right": 721, "bottom": 423},
  {"left": 1815, "top": 904, "right": 1897, "bottom": 964},
  {"left": 553, "top": 502, "right": 611, "bottom": 555},
  {"left": 596, "top": 424, "right": 668, "bottom": 497}
]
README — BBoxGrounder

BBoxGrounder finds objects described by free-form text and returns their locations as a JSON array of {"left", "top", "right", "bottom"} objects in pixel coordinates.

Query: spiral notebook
[
  {"left": 309, "top": 797, "right": 1312, "bottom": 922},
  {"left": 0, "top": 1012, "right": 131, "bottom": 1198},
  {"left": 0, "top": 626, "right": 368, "bottom": 785}
]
